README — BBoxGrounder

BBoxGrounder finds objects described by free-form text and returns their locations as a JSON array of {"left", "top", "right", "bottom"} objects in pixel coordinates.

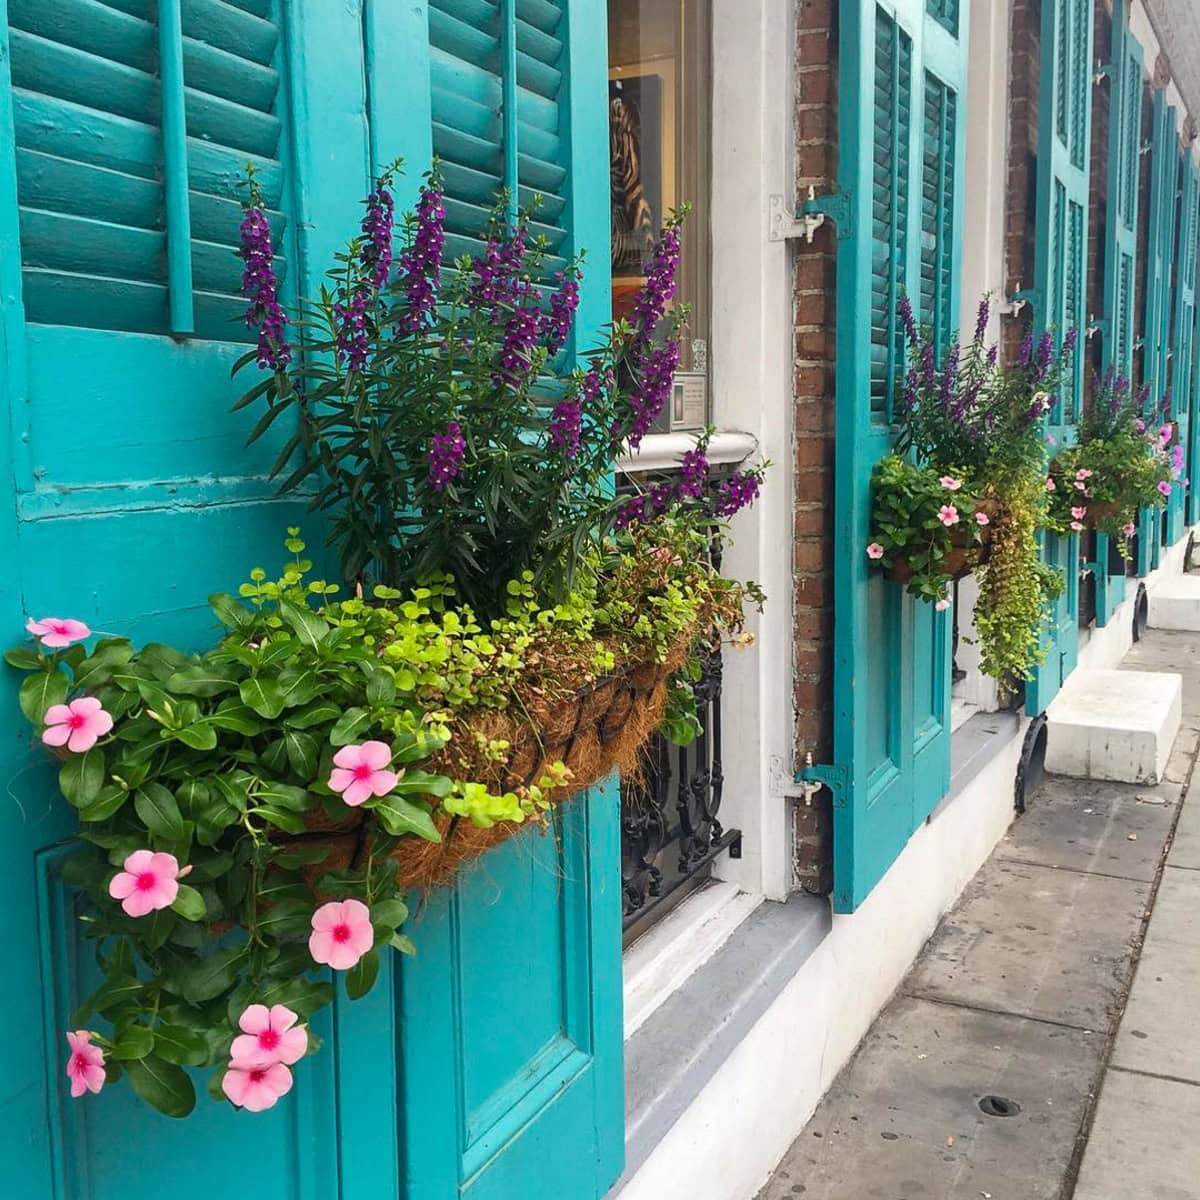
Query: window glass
[{"left": 608, "top": 0, "right": 711, "bottom": 432}]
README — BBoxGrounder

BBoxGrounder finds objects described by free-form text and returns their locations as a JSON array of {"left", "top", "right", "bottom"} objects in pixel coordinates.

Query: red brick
[{"left": 797, "top": 30, "right": 832, "bottom": 66}]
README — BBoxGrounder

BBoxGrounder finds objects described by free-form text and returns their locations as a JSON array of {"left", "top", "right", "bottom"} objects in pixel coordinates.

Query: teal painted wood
[
  {"left": 158, "top": 0, "right": 194, "bottom": 334},
  {"left": 1025, "top": 0, "right": 1092, "bottom": 717},
  {"left": 831, "top": 0, "right": 969, "bottom": 912},
  {"left": 1168, "top": 157, "right": 1199, "bottom": 546},
  {"left": 1095, "top": 1, "right": 1143, "bottom": 625}
]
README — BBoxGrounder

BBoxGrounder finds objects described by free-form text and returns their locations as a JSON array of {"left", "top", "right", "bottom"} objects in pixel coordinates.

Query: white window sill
[{"left": 616, "top": 429, "right": 758, "bottom": 475}]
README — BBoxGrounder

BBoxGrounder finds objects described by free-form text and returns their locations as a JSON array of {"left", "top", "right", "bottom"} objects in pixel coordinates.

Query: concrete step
[
  {"left": 1045, "top": 668, "right": 1182, "bottom": 784},
  {"left": 1148, "top": 574, "right": 1200, "bottom": 630}
]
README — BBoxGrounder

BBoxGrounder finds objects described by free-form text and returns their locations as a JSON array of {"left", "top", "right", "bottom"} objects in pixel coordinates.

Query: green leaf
[
  {"left": 153, "top": 1023, "right": 210, "bottom": 1067},
  {"left": 330, "top": 707, "right": 372, "bottom": 746},
  {"left": 394, "top": 770, "right": 453, "bottom": 800},
  {"left": 368, "top": 793, "right": 441, "bottom": 841},
  {"left": 251, "top": 806, "right": 307, "bottom": 834},
  {"left": 208, "top": 703, "right": 266, "bottom": 736},
  {"left": 365, "top": 666, "right": 396, "bottom": 705},
  {"left": 59, "top": 748, "right": 106, "bottom": 808},
  {"left": 279, "top": 600, "right": 329, "bottom": 652},
  {"left": 19, "top": 668, "right": 69, "bottom": 725},
  {"left": 166, "top": 665, "right": 239, "bottom": 697},
  {"left": 285, "top": 702, "right": 342, "bottom": 730},
  {"left": 111, "top": 1024, "right": 156, "bottom": 1061},
  {"left": 84, "top": 975, "right": 145, "bottom": 1017},
  {"left": 255, "top": 782, "right": 309, "bottom": 811},
  {"left": 174, "top": 946, "right": 246, "bottom": 1005},
  {"left": 391, "top": 726, "right": 450, "bottom": 764},
  {"left": 389, "top": 932, "right": 417, "bottom": 956},
  {"left": 134, "top": 783, "right": 186, "bottom": 841},
  {"left": 255, "top": 896, "right": 313, "bottom": 936},
  {"left": 283, "top": 729, "right": 320, "bottom": 778},
  {"left": 72, "top": 638, "right": 135, "bottom": 688},
  {"left": 171, "top": 884, "right": 206, "bottom": 921},
  {"left": 239, "top": 675, "right": 286, "bottom": 719},
  {"left": 371, "top": 898, "right": 409, "bottom": 931},
  {"left": 125, "top": 1055, "right": 196, "bottom": 1118},
  {"left": 78, "top": 784, "right": 129, "bottom": 823},
  {"left": 209, "top": 593, "right": 254, "bottom": 631},
  {"left": 175, "top": 722, "right": 218, "bottom": 751},
  {"left": 345, "top": 947, "right": 380, "bottom": 1000},
  {"left": 276, "top": 666, "right": 319, "bottom": 708},
  {"left": 254, "top": 975, "right": 334, "bottom": 1018},
  {"left": 272, "top": 843, "right": 335, "bottom": 869},
  {"left": 4, "top": 646, "right": 42, "bottom": 670}
]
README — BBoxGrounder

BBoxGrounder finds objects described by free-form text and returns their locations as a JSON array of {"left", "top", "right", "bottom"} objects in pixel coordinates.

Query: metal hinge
[
  {"left": 796, "top": 753, "right": 849, "bottom": 808},
  {"left": 1080, "top": 560, "right": 1103, "bottom": 577},
  {"left": 1005, "top": 284, "right": 1041, "bottom": 318},
  {"left": 1094, "top": 59, "right": 1115, "bottom": 85},
  {"left": 1087, "top": 317, "right": 1110, "bottom": 342},
  {"left": 769, "top": 187, "right": 854, "bottom": 243}
]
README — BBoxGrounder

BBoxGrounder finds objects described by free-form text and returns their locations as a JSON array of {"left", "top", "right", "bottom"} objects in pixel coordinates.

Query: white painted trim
[
  {"left": 615, "top": 706, "right": 1028, "bottom": 1200},
  {"left": 615, "top": 430, "right": 758, "bottom": 475},
  {"left": 704, "top": 0, "right": 798, "bottom": 901},
  {"left": 622, "top": 882, "right": 763, "bottom": 1039}
]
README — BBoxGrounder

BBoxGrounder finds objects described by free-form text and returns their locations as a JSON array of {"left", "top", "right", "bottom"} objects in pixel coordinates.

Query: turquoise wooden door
[
  {"left": 829, "top": 0, "right": 969, "bottom": 912},
  {"left": 1095, "top": 0, "right": 1142, "bottom": 624},
  {"left": 0, "top": 2, "right": 622, "bottom": 1197},
  {"left": 1025, "top": 0, "right": 1092, "bottom": 716}
]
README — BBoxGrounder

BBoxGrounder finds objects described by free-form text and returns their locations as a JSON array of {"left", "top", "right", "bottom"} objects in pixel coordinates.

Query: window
[{"left": 608, "top": 0, "right": 711, "bottom": 432}]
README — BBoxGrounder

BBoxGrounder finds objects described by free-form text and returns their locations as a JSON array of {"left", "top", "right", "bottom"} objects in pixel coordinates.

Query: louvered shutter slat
[
  {"left": 8, "top": 0, "right": 156, "bottom": 70},
  {"left": 182, "top": 35, "right": 279, "bottom": 111},
  {"left": 181, "top": 0, "right": 278, "bottom": 66}
]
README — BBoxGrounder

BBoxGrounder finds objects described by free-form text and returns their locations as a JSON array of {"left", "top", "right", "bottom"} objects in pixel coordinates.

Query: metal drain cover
[{"left": 978, "top": 1094, "right": 1021, "bottom": 1118}]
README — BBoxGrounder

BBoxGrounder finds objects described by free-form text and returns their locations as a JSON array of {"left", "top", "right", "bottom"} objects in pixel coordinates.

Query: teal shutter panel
[
  {"left": 926, "top": 0, "right": 959, "bottom": 37},
  {"left": 1026, "top": 0, "right": 1093, "bottom": 716},
  {"left": 830, "top": 0, "right": 969, "bottom": 913},
  {"left": 1096, "top": 1, "right": 1144, "bottom": 624},
  {"left": 8, "top": 0, "right": 290, "bottom": 339},
  {"left": 1169, "top": 160, "right": 1198, "bottom": 542}
]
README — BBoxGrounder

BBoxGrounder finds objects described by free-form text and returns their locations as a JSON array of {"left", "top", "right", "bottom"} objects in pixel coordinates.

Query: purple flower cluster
[
  {"left": 678, "top": 448, "right": 709, "bottom": 498},
  {"left": 496, "top": 284, "right": 542, "bottom": 389},
  {"left": 940, "top": 343, "right": 961, "bottom": 416},
  {"left": 632, "top": 224, "right": 682, "bottom": 342},
  {"left": 1018, "top": 332, "right": 1034, "bottom": 369},
  {"left": 334, "top": 286, "right": 371, "bottom": 373},
  {"left": 398, "top": 185, "right": 445, "bottom": 332},
  {"left": 899, "top": 294, "right": 918, "bottom": 343},
  {"left": 973, "top": 297, "right": 990, "bottom": 343},
  {"left": 469, "top": 227, "right": 527, "bottom": 315},
  {"left": 427, "top": 421, "right": 466, "bottom": 492},
  {"left": 1032, "top": 332, "right": 1054, "bottom": 382},
  {"left": 360, "top": 182, "right": 395, "bottom": 291},
  {"left": 332, "top": 176, "right": 398, "bottom": 372},
  {"left": 541, "top": 272, "right": 580, "bottom": 356},
  {"left": 627, "top": 339, "right": 681, "bottom": 449},
  {"left": 549, "top": 395, "right": 582, "bottom": 457},
  {"left": 714, "top": 471, "right": 761, "bottom": 518},
  {"left": 239, "top": 206, "right": 291, "bottom": 371}
]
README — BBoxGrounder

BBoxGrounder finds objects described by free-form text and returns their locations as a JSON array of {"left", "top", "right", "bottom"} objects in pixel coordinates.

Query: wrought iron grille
[{"left": 620, "top": 535, "right": 740, "bottom": 945}]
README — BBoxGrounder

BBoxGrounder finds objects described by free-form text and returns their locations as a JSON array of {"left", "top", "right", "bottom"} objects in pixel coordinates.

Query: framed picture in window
[{"left": 609, "top": 59, "right": 676, "bottom": 322}]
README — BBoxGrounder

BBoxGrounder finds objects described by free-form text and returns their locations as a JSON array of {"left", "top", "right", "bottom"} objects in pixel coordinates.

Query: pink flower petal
[
  {"left": 222, "top": 1066, "right": 251, "bottom": 1107},
  {"left": 269, "top": 1005, "right": 299, "bottom": 1034},
  {"left": 342, "top": 778, "right": 374, "bottom": 807},
  {"left": 332, "top": 744, "right": 367, "bottom": 770},
  {"left": 326, "top": 940, "right": 365, "bottom": 971},
  {"left": 41, "top": 724, "right": 71, "bottom": 748},
  {"left": 239, "top": 1004, "right": 271, "bottom": 1035},
  {"left": 274, "top": 1026, "right": 308, "bottom": 1066},
  {"left": 66, "top": 727, "right": 99, "bottom": 753},
  {"left": 328, "top": 767, "right": 356, "bottom": 794},
  {"left": 341, "top": 898, "right": 370, "bottom": 925},
  {"left": 309, "top": 928, "right": 337, "bottom": 964},
  {"left": 44, "top": 704, "right": 72, "bottom": 726},
  {"left": 360, "top": 741, "right": 392, "bottom": 770},
  {"left": 26, "top": 617, "right": 49, "bottom": 636},
  {"left": 370, "top": 770, "right": 399, "bottom": 798},
  {"left": 124, "top": 849, "right": 155, "bottom": 874},
  {"left": 108, "top": 872, "right": 138, "bottom": 901},
  {"left": 72, "top": 696, "right": 102, "bottom": 716},
  {"left": 122, "top": 889, "right": 158, "bottom": 918}
]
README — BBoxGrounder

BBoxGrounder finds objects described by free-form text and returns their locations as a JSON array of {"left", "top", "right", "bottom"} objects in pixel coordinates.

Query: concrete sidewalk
[{"left": 756, "top": 627, "right": 1200, "bottom": 1200}]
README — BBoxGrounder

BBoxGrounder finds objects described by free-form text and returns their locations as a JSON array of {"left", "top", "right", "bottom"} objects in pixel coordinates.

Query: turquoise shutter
[
  {"left": 1137, "top": 91, "right": 1177, "bottom": 573},
  {"left": 1095, "top": 2, "right": 1143, "bottom": 624},
  {"left": 830, "top": 0, "right": 969, "bottom": 912},
  {"left": 1169, "top": 158, "right": 1199, "bottom": 542},
  {"left": 1026, "top": 0, "right": 1093, "bottom": 716},
  {"left": 7, "top": 0, "right": 290, "bottom": 338},
  {"left": 395, "top": 4, "right": 624, "bottom": 1197}
]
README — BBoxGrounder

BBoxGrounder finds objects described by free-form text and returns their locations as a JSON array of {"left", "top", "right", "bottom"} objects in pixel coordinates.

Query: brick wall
[{"left": 792, "top": 0, "right": 837, "bottom": 894}]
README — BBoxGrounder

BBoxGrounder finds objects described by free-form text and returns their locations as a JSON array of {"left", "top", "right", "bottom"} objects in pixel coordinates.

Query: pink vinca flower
[
  {"left": 26, "top": 617, "right": 91, "bottom": 648},
  {"left": 939, "top": 476, "right": 962, "bottom": 492},
  {"left": 1070, "top": 521, "right": 1084, "bottom": 531},
  {"left": 1134, "top": 418, "right": 1146, "bottom": 433},
  {"left": 1160, "top": 425, "right": 1174, "bottom": 443},
  {"left": 935, "top": 596, "right": 952, "bottom": 612},
  {"left": 1071, "top": 506, "right": 1087, "bottom": 521},
  {"left": 222, "top": 1061, "right": 294, "bottom": 1113},
  {"left": 108, "top": 850, "right": 181, "bottom": 918},
  {"left": 1046, "top": 434, "right": 1057, "bottom": 447},
  {"left": 1158, "top": 480, "right": 1172, "bottom": 497},
  {"left": 328, "top": 741, "right": 399, "bottom": 808},
  {"left": 974, "top": 511, "right": 990, "bottom": 527},
  {"left": 937, "top": 505, "right": 959, "bottom": 527},
  {"left": 231, "top": 1005, "right": 308, "bottom": 1068},
  {"left": 1123, "top": 522, "right": 1137, "bottom": 536},
  {"left": 1074, "top": 480, "right": 1088, "bottom": 492},
  {"left": 65, "top": 1031, "right": 105, "bottom": 1098},
  {"left": 309, "top": 899, "right": 374, "bottom": 971},
  {"left": 1045, "top": 477, "right": 1056, "bottom": 492},
  {"left": 42, "top": 697, "right": 113, "bottom": 753},
  {"left": 866, "top": 542, "right": 884, "bottom": 561},
  {"left": 1075, "top": 469, "right": 1093, "bottom": 481}
]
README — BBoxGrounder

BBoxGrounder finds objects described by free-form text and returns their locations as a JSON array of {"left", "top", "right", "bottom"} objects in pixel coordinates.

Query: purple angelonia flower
[
  {"left": 549, "top": 396, "right": 582, "bottom": 457},
  {"left": 714, "top": 471, "right": 761, "bottom": 518},
  {"left": 974, "top": 296, "right": 990, "bottom": 343},
  {"left": 903, "top": 368, "right": 920, "bottom": 411},
  {"left": 632, "top": 224, "right": 682, "bottom": 342},
  {"left": 334, "top": 285, "right": 371, "bottom": 373},
  {"left": 239, "top": 205, "right": 291, "bottom": 371},
  {"left": 986, "top": 345, "right": 998, "bottom": 368},
  {"left": 627, "top": 338, "right": 681, "bottom": 449},
  {"left": 541, "top": 272, "right": 581, "bottom": 356},
  {"left": 427, "top": 421, "right": 466, "bottom": 491},
  {"left": 941, "top": 342, "right": 961, "bottom": 416},
  {"left": 898, "top": 295, "right": 918, "bottom": 344},
  {"left": 360, "top": 180, "right": 395, "bottom": 291},
  {"left": 920, "top": 342, "right": 936, "bottom": 388},
  {"left": 678, "top": 447, "right": 709, "bottom": 498},
  {"left": 1062, "top": 327, "right": 1078, "bottom": 356},
  {"left": 469, "top": 226, "right": 528, "bottom": 316},
  {"left": 1033, "top": 332, "right": 1054, "bottom": 382},
  {"left": 398, "top": 184, "right": 445, "bottom": 332},
  {"left": 495, "top": 283, "right": 542, "bottom": 389},
  {"left": 1018, "top": 332, "right": 1034, "bottom": 368}
]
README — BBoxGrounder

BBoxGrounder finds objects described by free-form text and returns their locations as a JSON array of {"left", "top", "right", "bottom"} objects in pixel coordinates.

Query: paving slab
[
  {"left": 1072, "top": 1069, "right": 1200, "bottom": 1200},
  {"left": 1168, "top": 777, "right": 1200, "bottom": 871},
  {"left": 1110, "top": 866, "right": 1200, "bottom": 1083},
  {"left": 1123, "top": 630, "right": 1200, "bottom": 727},
  {"left": 996, "top": 773, "right": 1179, "bottom": 882},
  {"left": 906, "top": 858, "right": 1149, "bottom": 1030},
  {"left": 755, "top": 996, "right": 1100, "bottom": 1200}
]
